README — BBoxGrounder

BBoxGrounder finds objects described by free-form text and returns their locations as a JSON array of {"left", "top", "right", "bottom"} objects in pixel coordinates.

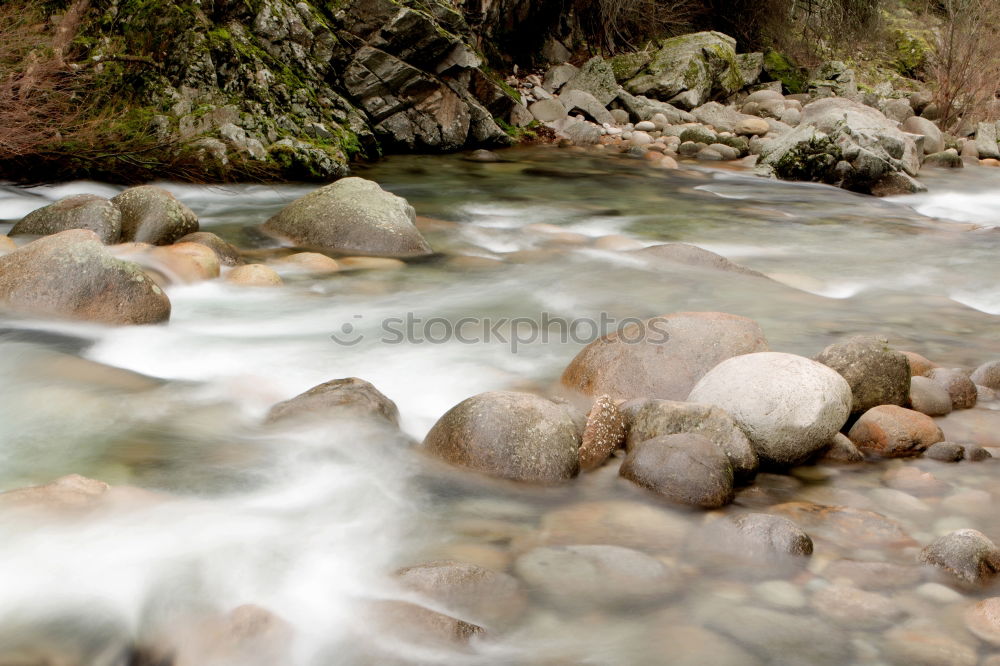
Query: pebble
[
  {"left": 964, "top": 597, "right": 1000, "bottom": 645},
  {"left": 634, "top": 121, "right": 656, "bottom": 131},
  {"left": 810, "top": 584, "right": 906, "bottom": 629},
  {"left": 226, "top": 264, "right": 283, "bottom": 286},
  {"left": 630, "top": 131, "right": 653, "bottom": 146},
  {"left": 915, "top": 582, "right": 964, "bottom": 604}
]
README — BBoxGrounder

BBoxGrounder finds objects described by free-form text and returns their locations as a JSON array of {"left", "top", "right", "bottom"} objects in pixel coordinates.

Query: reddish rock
[
  {"left": 901, "top": 350, "right": 938, "bottom": 376},
  {"left": 848, "top": 405, "right": 944, "bottom": 457},
  {"left": 579, "top": 395, "right": 626, "bottom": 471},
  {"left": 927, "top": 367, "right": 978, "bottom": 409}
]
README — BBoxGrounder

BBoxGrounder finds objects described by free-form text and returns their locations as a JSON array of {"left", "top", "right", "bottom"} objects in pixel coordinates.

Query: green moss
[
  {"left": 762, "top": 49, "right": 808, "bottom": 94},
  {"left": 773, "top": 134, "right": 842, "bottom": 182},
  {"left": 891, "top": 28, "right": 931, "bottom": 77},
  {"left": 496, "top": 118, "right": 541, "bottom": 142},
  {"left": 610, "top": 52, "right": 650, "bottom": 82}
]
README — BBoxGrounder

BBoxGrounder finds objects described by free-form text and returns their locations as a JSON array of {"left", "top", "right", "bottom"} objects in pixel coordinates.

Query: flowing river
[{"left": 0, "top": 147, "right": 999, "bottom": 665}]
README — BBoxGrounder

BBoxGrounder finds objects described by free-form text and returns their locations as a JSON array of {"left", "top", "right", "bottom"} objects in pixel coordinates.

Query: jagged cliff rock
[{"left": 17, "top": 0, "right": 516, "bottom": 181}]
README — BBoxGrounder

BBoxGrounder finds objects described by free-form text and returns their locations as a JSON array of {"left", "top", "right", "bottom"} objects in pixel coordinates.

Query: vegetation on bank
[{"left": 0, "top": 0, "right": 997, "bottom": 183}]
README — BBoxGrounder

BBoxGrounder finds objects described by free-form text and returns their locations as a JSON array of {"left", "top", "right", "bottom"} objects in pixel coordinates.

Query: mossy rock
[{"left": 763, "top": 50, "right": 808, "bottom": 95}]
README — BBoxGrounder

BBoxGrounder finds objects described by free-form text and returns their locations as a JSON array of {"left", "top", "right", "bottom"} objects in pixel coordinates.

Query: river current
[{"left": 0, "top": 147, "right": 998, "bottom": 664}]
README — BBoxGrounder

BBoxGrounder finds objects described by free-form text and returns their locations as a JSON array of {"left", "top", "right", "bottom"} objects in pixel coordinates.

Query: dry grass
[
  {"left": 925, "top": 0, "right": 1000, "bottom": 131},
  {"left": 574, "top": 0, "right": 705, "bottom": 54}
]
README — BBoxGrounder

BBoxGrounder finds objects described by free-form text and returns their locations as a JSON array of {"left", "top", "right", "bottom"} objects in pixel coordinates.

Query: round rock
[
  {"left": 620, "top": 433, "right": 734, "bottom": 508},
  {"left": 964, "top": 597, "right": 1000, "bottom": 646},
  {"left": 262, "top": 177, "right": 432, "bottom": 258},
  {"left": 689, "top": 513, "right": 813, "bottom": 577},
  {"left": 176, "top": 231, "right": 243, "bottom": 266},
  {"left": 909, "top": 375, "right": 953, "bottom": 416},
  {"left": 266, "top": 377, "right": 399, "bottom": 427},
  {"left": 10, "top": 194, "right": 122, "bottom": 244},
  {"left": 0, "top": 229, "right": 170, "bottom": 325},
  {"left": 919, "top": 528, "right": 1000, "bottom": 586},
  {"left": 923, "top": 441, "right": 964, "bottom": 462},
  {"left": 847, "top": 405, "right": 944, "bottom": 458},
  {"left": 810, "top": 584, "right": 905, "bottom": 629},
  {"left": 561, "top": 311, "right": 769, "bottom": 401},
  {"left": 815, "top": 335, "right": 910, "bottom": 415},
  {"left": 687, "top": 352, "right": 852, "bottom": 466},
  {"left": 423, "top": 391, "right": 580, "bottom": 482},
  {"left": 971, "top": 360, "right": 1000, "bottom": 390},
  {"left": 111, "top": 185, "right": 199, "bottom": 245},
  {"left": 396, "top": 561, "right": 527, "bottom": 629},
  {"left": 927, "top": 367, "right": 978, "bottom": 409},
  {"left": 226, "top": 264, "right": 283, "bottom": 286},
  {"left": 623, "top": 398, "right": 758, "bottom": 480}
]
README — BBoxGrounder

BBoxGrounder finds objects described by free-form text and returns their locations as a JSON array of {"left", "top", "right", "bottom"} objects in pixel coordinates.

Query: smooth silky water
[{"left": 0, "top": 146, "right": 998, "bottom": 664}]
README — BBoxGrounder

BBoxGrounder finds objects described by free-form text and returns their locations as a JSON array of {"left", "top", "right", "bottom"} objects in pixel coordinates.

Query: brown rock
[
  {"left": 579, "top": 395, "right": 626, "bottom": 471},
  {"left": 561, "top": 311, "right": 768, "bottom": 401},
  {"left": 0, "top": 229, "right": 171, "bottom": 324},
  {"left": 620, "top": 433, "right": 735, "bottom": 508},
  {"left": 275, "top": 252, "right": 340, "bottom": 273},
  {"left": 148, "top": 242, "right": 221, "bottom": 283},
  {"left": 337, "top": 256, "right": 407, "bottom": 271},
  {"left": 423, "top": 391, "right": 581, "bottom": 483},
  {"left": 226, "top": 264, "right": 283, "bottom": 287},
  {"left": 10, "top": 194, "right": 122, "bottom": 244},
  {"left": 396, "top": 561, "right": 527, "bottom": 630},
  {"left": 177, "top": 231, "right": 244, "bottom": 266},
  {"left": 848, "top": 405, "right": 944, "bottom": 457},
  {"left": 266, "top": 377, "right": 400, "bottom": 427},
  {"left": 901, "top": 350, "right": 938, "bottom": 376},
  {"left": 919, "top": 528, "right": 1000, "bottom": 585},
  {"left": 927, "top": 367, "right": 978, "bottom": 409}
]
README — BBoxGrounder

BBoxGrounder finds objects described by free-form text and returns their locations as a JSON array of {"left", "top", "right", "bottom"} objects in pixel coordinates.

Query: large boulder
[
  {"left": 561, "top": 311, "right": 769, "bottom": 401},
  {"left": 0, "top": 229, "right": 170, "bottom": 325},
  {"left": 262, "top": 177, "right": 432, "bottom": 258},
  {"left": 423, "top": 391, "right": 580, "bottom": 482},
  {"left": 619, "top": 433, "right": 735, "bottom": 509},
  {"left": 847, "top": 405, "right": 944, "bottom": 458},
  {"left": 623, "top": 32, "right": 744, "bottom": 109},
  {"left": 687, "top": 352, "right": 852, "bottom": 466},
  {"left": 623, "top": 399, "right": 758, "bottom": 481},
  {"left": 902, "top": 115, "right": 945, "bottom": 154},
  {"left": 814, "top": 335, "right": 910, "bottom": 415},
  {"left": 919, "top": 529, "right": 1000, "bottom": 586},
  {"left": 760, "top": 98, "right": 925, "bottom": 194},
  {"left": 266, "top": 377, "right": 399, "bottom": 427},
  {"left": 10, "top": 194, "right": 121, "bottom": 244},
  {"left": 111, "top": 185, "right": 199, "bottom": 245},
  {"left": 975, "top": 121, "right": 1000, "bottom": 160},
  {"left": 560, "top": 56, "right": 619, "bottom": 106}
]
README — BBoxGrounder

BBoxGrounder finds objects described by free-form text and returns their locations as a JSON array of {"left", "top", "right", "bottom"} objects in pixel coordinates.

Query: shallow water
[{"left": 1, "top": 147, "right": 999, "bottom": 665}]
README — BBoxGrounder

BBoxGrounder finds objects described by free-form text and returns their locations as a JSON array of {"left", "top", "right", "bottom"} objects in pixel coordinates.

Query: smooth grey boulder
[
  {"left": 514, "top": 544, "right": 681, "bottom": 609},
  {"left": 528, "top": 98, "right": 567, "bottom": 123},
  {"left": 902, "top": 115, "right": 944, "bottom": 154},
  {"left": 111, "top": 185, "right": 199, "bottom": 245},
  {"left": 10, "top": 194, "right": 121, "bottom": 244},
  {"left": 262, "top": 177, "right": 432, "bottom": 258},
  {"left": 972, "top": 360, "right": 1000, "bottom": 390},
  {"left": 560, "top": 56, "right": 619, "bottom": 106},
  {"left": 923, "top": 150, "right": 964, "bottom": 168},
  {"left": 909, "top": 375, "right": 953, "bottom": 416},
  {"left": 927, "top": 367, "right": 978, "bottom": 409},
  {"left": 975, "top": 121, "right": 1000, "bottom": 159},
  {"left": 0, "top": 229, "right": 170, "bottom": 325},
  {"left": 561, "top": 311, "right": 769, "bottom": 401},
  {"left": 623, "top": 399, "right": 758, "bottom": 481},
  {"left": 423, "top": 391, "right": 580, "bottom": 482},
  {"left": 620, "top": 433, "right": 735, "bottom": 508},
  {"left": 815, "top": 335, "right": 910, "bottom": 415},
  {"left": 688, "top": 352, "right": 852, "bottom": 467},
  {"left": 624, "top": 32, "right": 743, "bottom": 109},
  {"left": 266, "top": 377, "right": 399, "bottom": 427},
  {"left": 542, "top": 63, "right": 578, "bottom": 93},
  {"left": 919, "top": 529, "right": 1000, "bottom": 586}
]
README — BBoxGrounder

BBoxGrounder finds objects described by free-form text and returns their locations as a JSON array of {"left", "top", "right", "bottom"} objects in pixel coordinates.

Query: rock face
[
  {"left": 266, "top": 377, "right": 400, "bottom": 426},
  {"left": 619, "top": 433, "right": 735, "bottom": 508},
  {"left": 513, "top": 544, "right": 681, "bottom": 609},
  {"left": 847, "top": 405, "right": 944, "bottom": 458},
  {"left": 919, "top": 529, "right": 1000, "bottom": 586},
  {"left": 0, "top": 229, "right": 171, "bottom": 325},
  {"left": 687, "top": 352, "right": 852, "bottom": 467},
  {"left": 622, "top": 32, "right": 744, "bottom": 110},
  {"left": 262, "top": 178, "right": 432, "bottom": 257},
  {"left": 623, "top": 399, "right": 758, "bottom": 481},
  {"left": 423, "top": 391, "right": 581, "bottom": 482},
  {"left": 10, "top": 195, "right": 122, "bottom": 244},
  {"left": 111, "top": 186, "right": 199, "bottom": 245},
  {"left": 760, "top": 97, "right": 923, "bottom": 194},
  {"left": 815, "top": 335, "right": 910, "bottom": 415},
  {"left": 561, "top": 311, "right": 769, "bottom": 401}
]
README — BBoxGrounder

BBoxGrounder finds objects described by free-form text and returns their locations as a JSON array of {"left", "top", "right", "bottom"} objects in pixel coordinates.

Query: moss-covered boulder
[
  {"left": 762, "top": 50, "right": 808, "bottom": 94},
  {"left": 11, "top": 195, "right": 121, "bottom": 244},
  {"left": 262, "top": 177, "right": 432, "bottom": 257},
  {"left": 623, "top": 32, "right": 744, "bottom": 110},
  {"left": 0, "top": 229, "right": 170, "bottom": 325},
  {"left": 112, "top": 186, "right": 199, "bottom": 245}
]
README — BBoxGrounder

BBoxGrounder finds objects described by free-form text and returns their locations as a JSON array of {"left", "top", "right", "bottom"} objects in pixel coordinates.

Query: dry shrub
[
  {"left": 574, "top": 0, "right": 705, "bottom": 54},
  {"left": 926, "top": 0, "right": 1000, "bottom": 131}
]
